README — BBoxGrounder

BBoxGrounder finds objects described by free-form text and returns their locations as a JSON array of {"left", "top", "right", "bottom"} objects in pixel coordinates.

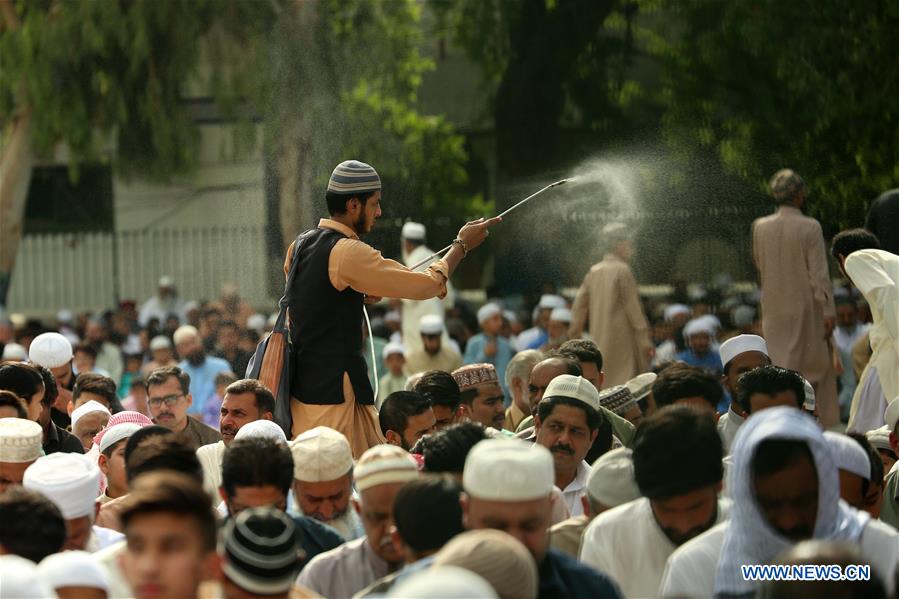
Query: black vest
[{"left": 287, "top": 227, "right": 373, "bottom": 405}]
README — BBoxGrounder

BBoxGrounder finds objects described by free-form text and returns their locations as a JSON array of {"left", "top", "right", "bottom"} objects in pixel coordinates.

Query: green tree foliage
[
  {"left": 265, "top": 0, "right": 473, "bottom": 230},
  {"left": 654, "top": 0, "right": 899, "bottom": 232},
  {"left": 0, "top": 0, "right": 273, "bottom": 180}
]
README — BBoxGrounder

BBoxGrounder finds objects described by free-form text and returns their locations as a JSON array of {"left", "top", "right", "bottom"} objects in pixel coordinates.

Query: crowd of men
[{"left": 0, "top": 167, "right": 898, "bottom": 598}]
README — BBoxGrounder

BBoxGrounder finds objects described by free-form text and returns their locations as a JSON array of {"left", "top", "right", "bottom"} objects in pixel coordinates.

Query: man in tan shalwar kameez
[
  {"left": 752, "top": 169, "right": 838, "bottom": 427},
  {"left": 283, "top": 160, "right": 497, "bottom": 458},
  {"left": 569, "top": 223, "right": 653, "bottom": 387}
]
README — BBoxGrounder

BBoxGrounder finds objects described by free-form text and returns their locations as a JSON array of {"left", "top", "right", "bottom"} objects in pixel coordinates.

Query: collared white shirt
[
  {"left": 296, "top": 536, "right": 390, "bottom": 599},
  {"left": 561, "top": 460, "right": 591, "bottom": 517}
]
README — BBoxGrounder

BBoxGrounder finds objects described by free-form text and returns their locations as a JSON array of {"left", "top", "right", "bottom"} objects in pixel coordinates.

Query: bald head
[{"left": 526, "top": 356, "right": 581, "bottom": 414}]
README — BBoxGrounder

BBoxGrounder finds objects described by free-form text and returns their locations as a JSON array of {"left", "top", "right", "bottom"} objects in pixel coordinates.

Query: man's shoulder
[
  {"left": 292, "top": 515, "right": 345, "bottom": 552},
  {"left": 545, "top": 548, "right": 622, "bottom": 595},
  {"left": 305, "top": 536, "right": 365, "bottom": 570},
  {"left": 206, "top": 356, "right": 231, "bottom": 372},
  {"left": 196, "top": 440, "right": 225, "bottom": 459},
  {"left": 55, "top": 425, "right": 85, "bottom": 454},
  {"left": 189, "top": 417, "right": 222, "bottom": 441}
]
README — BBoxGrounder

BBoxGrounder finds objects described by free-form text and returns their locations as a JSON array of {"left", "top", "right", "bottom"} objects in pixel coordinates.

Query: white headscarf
[{"left": 714, "top": 406, "right": 870, "bottom": 595}]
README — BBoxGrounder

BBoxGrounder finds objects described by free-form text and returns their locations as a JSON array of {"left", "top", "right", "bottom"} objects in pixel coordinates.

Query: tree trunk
[
  {"left": 492, "top": 0, "right": 616, "bottom": 293},
  {"left": 0, "top": 108, "right": 34, "bottom": 309}
]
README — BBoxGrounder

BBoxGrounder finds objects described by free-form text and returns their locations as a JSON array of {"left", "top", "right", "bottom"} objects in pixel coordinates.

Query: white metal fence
[{"left": 7, "top": 226, "right": 277, "bottom": 316}]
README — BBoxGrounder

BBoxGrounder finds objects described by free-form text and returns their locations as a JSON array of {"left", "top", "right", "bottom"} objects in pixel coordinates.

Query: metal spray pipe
[{"left": 408, "top": 178, "right": 572, "bottom": 271}]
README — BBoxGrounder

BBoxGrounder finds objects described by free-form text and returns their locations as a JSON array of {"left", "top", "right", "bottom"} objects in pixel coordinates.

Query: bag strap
[{"left": 274, "top": 231, "right": 312, "bottom": 330}]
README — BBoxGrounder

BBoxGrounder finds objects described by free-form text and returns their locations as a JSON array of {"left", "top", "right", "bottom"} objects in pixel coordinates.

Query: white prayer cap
[
  {"left": 0, "top": 554, "right": 55, "bottom": 598},
  {"left": 38, "top": 550, "right": 109, "bottom": 592},
  {"left": 122, "top": 336, "right": 142, "bottom": 355},
  {"left": 683, "top": 317, "right": 715, "bottom": 338},
  {"left": 542, "top": 375, "right": 600, "bottom": 412},
  {"left": 502, "top": 310, "right": 517, "bottom": 324},
  {"left": 401, "top": 221, "right": 426, "bottom": 241},
  {"left": 172, "top": 325, "right": 199, "bottom": 345},
  {"left": 0, "top": 418, "right": 43, "bottom": 463},
  {"left": 149, "top": 335, "right": 172, "bottom": 351},
  {"left": 865, "top": 426, "right": 892, "bottom": 453},
  {"left": 586, "top": 447, "right": 641, "bottom": 508},
  {"left": 24, "top": 452, "right": 101, "bottom": 519},
  {"left": 823, "top": 431, "right": 871, "bottom": 480},
  {"left": 289, "top": 426, "right": 353, "bottom": 482},
  {"left": 419, "top": 314, "right": 444, "bottom": 335},
  {"left": 28, "top": 332, "right": 73, "bottom": 368},
  {"left": 70, "top": 400, "right": 111, "bottom": 430},
  {"left": 57, "top": 309, "right": 75, "bottom": 324},
  {"left": 98, "top": 422, "right": 141, "bottom": 454},
  {"left": 385, "top": 310, "right": 401, "bottom": 324},
  {"left": 477, "top": 303, "right": 502, "bottom": 324},
  {"left": 354, "top": 444, "right": 418, "bottom": 492},
  {"left": 549, "top": 307, "right": 572, "bottom": 323},
  {"left": 463, "top": 438, "right": 554, "bottom": 501},
  {"left": 382, "top": 342, "right": 405, "bottom": 360},
  {"left": 663, "top": 304, "right": 691, "bottom": 322},
  {"left": 158, "top": 275, "right": 175, "bottom": 288},
  {"left": 183, "top": 300, "right": 200, "bottom": 313},
  {"left": 719, "top": 334, "right": 769, "bottom": 368},
  {"left": 538, "top": 294, "right": 566, "bottom": 310},
  {"left": 235, "top": 419, "right": 287, "bottom": 442},
  {"left": 247, "top": 313, "right": 267, "bottom": 332},
  {"left": 885, "top": 398, "right": 899, "bottom": 432},
  {"left": 1, "top": 343, "right": 27, "bottom": 361},
  {"left": 802, "top": 378, "right": 816, "bottom": 411},
  {"left": 389, "top": 566, "right": 498, "bottom": 599}
]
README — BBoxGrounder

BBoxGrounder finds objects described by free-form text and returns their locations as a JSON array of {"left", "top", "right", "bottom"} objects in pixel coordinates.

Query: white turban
[
  {"left": 401, "top": 221, "right": 426, "bottom": 241},
  {"left": 419, "top": 314, "right": 444, "bottom": 335},
  {"left": 537, "top": 294, "right": 566, "bottom": 310},
  {"left": 477, "top": 303, "right": 502, "bottom": 324},
  {"left": 24, "top": 452, "right": 101, "bottom": 519},
  {"left": 719, "top": 334, "right": 768, "bottom": 368},
  {"left": 290, "top": 426, "right": 353, "bottom": 482},
  {"left": 38, "top": 550, "right": 109, "bottom": 591},
  {"left": 663, "top": 304, "right": 691, "bottom": 322},
  {"left": 549, "top": 307, "right": 572, "bottom": 323},
  {"left": 382, "top": 342, "right": 405, "bottom": 360},
  {"left": 463, "top": 438, "right": 553, "bottom": 501}
]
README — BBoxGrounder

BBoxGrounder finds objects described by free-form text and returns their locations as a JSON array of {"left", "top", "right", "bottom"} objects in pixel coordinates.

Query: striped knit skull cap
[
  {"left": 327, "top": 160, "right": 381, "bottom": 195},
  {"left": 355, "top": 444, "right": 419, "bottom": 491},
  {"left": 222, "top": 507, "right": 299, "bottom": 595}
]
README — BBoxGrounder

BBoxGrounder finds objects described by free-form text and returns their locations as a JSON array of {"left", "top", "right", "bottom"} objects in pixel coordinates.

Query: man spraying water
[{"left": 283, "top": 160, "right": 498, "bottom": 457}]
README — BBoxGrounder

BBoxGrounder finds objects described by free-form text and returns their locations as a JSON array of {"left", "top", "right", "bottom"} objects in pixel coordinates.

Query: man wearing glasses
[{"left": 146, "top": 366, "right": 221, "bottom": 449}]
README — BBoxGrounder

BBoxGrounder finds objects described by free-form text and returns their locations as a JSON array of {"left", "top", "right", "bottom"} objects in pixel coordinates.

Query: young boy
[
  {"left": 98, "top": 423, "right": 142, "bottom": 503},
  {"left": 119, "top": 470, "right": 218, "bottom": 599},
  {"left": 463, "top": 303, "right": 514, "bottom": 397},
  {"left": 377, "top": 343, "right": 407, "bottom": 408}
]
